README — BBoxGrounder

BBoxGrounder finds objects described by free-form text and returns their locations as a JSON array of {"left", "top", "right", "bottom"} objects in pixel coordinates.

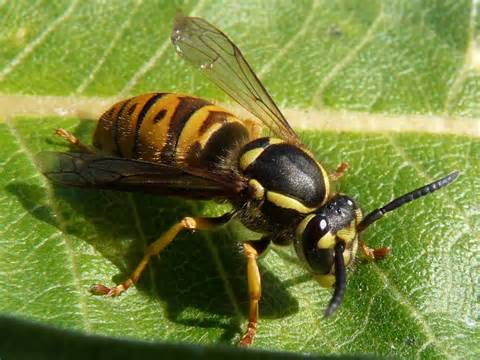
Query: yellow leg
[
  {"left": 55, "top": 128, "right": 95, "bottom": 154},
  {"left": 239, "top": 242, "right": 262, "bottom": 347},
  {"left": 360, "top": 240, "right": 390, "bottom": 261},
  {"left": 91, "top": 213, "right": 233, "bottom": 297},
  {"left": 329, "top": 162, "right": 348, "bottom": 182}
]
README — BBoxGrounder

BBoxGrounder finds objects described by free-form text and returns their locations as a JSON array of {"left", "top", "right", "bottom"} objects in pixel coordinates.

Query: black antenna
[
  {"left": 324, "top": 241, "right": 346, "bottom": 317},
  {"left": 357, "top": 171, "right": 459, "bottom": 232}
]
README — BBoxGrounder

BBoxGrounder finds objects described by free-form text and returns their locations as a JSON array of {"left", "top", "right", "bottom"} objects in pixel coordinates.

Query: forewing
[
  {"left": 171, "top": 15, "right": 301, "bottom": 144},
  {"left": 37, "top": 152, "right": 247, "bottom": 200}
]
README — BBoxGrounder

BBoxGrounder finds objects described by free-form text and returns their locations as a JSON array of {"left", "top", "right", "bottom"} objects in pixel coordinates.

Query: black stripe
[
  {"left": 112, "top": 100, "right": 130, "bottom": 156},
  {"left": 198, "top": 111, "right": 231, "bottom": 135},
  {"left": 132, "top": 93, "right": 166, "bottom": 157},
  {"left": 160, "top": 96, "right": 211, "bottom": 164},
  {"left": 197, "top": 122, "right": 250, "bottom": 168}
]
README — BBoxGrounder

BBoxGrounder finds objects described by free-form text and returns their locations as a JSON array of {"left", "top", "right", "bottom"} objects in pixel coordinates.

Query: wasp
[{"left": 38, "top": 15, "right": 459, "bottom": 346}]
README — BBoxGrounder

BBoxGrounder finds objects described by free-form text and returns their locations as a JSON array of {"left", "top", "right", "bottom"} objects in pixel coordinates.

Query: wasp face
[{"left": 294, "top": 194, "right": 361, "bottom": 287}]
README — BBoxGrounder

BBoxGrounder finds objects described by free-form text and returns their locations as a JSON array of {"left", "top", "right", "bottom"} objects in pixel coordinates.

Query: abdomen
[{"left": 93, "top": 93, "right": 255, "bottom": 169}]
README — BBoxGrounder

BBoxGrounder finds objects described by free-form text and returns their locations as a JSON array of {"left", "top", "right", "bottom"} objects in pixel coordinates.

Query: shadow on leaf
[{"left": 8, "top": 122, "right": 299, "bottom": 344}]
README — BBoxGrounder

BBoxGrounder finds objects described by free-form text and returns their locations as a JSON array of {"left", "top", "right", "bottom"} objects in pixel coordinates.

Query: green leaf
[{"left": 0, "top": 1, "right": 478, "bottom": 359}]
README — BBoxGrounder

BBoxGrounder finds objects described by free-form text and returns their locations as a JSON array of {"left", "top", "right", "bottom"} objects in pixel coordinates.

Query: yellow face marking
[
  {"left": 239, "top": 148, "right": 264, "bottom": 170},
  {"left": 248, "top": 179, "right": 265, "bottom": 200},
  {"left": 314, "top": 274, "right": 335, "bottom": 288},
  {"left": 317, "top": 232, "right": 336, "bottom": 249},
  {"left": 266, "top": 191, "right": 318, "bottom": 213},
  {"left": 343, "top": 249, "right": 351, "bottom": 265},
  {"left": 355, "top": 208, "right": 363, "bottom": 224},
  {"left": 349, "top": 238, "right": 359, "bottom": 266},
  {"left": 336, "top": 221, "right": 357, "bottom": 244}
]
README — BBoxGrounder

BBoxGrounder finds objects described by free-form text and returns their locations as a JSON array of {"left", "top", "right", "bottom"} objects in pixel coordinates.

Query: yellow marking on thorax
[
  {"left": 320, "top": 164, "right": 330, "bottom": 204},
  {"left": 248, "top": 179, "right": 265, "bottom": 200},
  {"left": 239, "top": 148, "right": 264, "bottom": 170},
  {"left": 266, "top": 191, "right": 318, "bottom": 213}
]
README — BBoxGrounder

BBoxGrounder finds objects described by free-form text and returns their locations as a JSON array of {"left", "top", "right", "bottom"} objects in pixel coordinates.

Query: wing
[
  {"left": 37, "top": 152, "right": 248, "bottom": 200},
  {"left": 171, "top": 15, "right": 302, "bottom": 145}
]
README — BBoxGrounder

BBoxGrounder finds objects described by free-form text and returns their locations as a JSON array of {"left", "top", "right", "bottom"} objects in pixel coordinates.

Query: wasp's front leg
[
  {"left": 239, "top": 237, "right": 270, "bottom": 347},
  {"left": 329, "top": 162, "right": 348, "bottom": 182}
]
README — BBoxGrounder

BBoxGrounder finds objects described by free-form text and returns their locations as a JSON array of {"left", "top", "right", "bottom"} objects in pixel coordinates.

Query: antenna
[{"left": 357, "top": 171, "right": 459, "bottom": 232}]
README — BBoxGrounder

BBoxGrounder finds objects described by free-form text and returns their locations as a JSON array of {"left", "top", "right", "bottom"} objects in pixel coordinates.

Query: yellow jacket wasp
[{"left": 38, "top": 15, "right": 459, "bottom": 346}]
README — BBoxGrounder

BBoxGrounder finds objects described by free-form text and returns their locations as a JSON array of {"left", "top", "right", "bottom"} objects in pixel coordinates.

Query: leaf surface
[{"left": 0, "top": 1, "right": 478, "bottom": 359}]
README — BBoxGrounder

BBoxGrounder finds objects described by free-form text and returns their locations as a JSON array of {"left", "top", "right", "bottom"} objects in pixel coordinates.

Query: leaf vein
[
  {"left": 257, "top": 0, "right": 320, "bottom": 78},
  {"left": 443, "top": 0, "right": 479, "bottom": 114},
  {"left": 371, "top": 265, "right": 453, "bottom": 359},
  {"left": 118, "top": 0, "right": 207, "bottom": 96},
  {"left": 311, "top": 3, "right": 385, "bottom": 107},
  {"left": 0, "top": 0, "right": 79, "bottom": 82},
  {"left": 74, "top": 0, "right": 144, "bottom": 95}
]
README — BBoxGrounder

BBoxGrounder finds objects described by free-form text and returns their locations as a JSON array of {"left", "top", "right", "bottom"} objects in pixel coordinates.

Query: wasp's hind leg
[
  {"left": 329, "top": 162, "right": 349, "bottom": 182},
  {"left": 240, "top": 237, "right": 271, "bottom": 347},
  {"left": 91, "top": 212, "right": 234, "bottom": 297},
  {"left": 55, "top": 128, "right": 95, "bottom": 154}
]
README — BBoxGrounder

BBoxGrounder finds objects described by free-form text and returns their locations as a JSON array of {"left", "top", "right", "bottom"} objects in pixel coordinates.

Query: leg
[
  {"left": 91, "top": 212, "right": 233, "bottom": 296},
  {"left": 329, "top": 162, "right": 348, "bottom": 182},
  {"left": 239, "top": 237, "right": 270, "bottom": 347},
  {"left": 55, "top": 128, "right": 95, "bottom": 154},
  {"left": 360, "top": 240, "right": 390, "bottom": 261}
]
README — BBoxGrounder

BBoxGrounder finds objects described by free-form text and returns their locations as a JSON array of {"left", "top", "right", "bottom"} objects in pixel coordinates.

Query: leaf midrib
[{"left": 0, "top": 94, "right": 478, "bottom": 136}]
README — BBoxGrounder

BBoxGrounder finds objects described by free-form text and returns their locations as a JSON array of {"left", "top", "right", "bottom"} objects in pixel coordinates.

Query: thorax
[{"left": 235, "top": 137, "right": 330, "bottom": 236}]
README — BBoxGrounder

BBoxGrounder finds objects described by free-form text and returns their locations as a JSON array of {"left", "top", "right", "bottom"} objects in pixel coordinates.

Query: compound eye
[{"left": 301, "top": 215, "right": 334, "bottom": 274}]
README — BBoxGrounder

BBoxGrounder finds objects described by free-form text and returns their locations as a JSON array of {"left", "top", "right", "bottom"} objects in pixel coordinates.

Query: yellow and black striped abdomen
[{"left": 93, "top": 93, "right": 255, "bottom": 168}]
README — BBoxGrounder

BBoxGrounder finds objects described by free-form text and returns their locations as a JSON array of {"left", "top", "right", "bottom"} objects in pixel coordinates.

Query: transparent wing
[{"left": 171, "top": 15, "right": 301, "bottom": 144}]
